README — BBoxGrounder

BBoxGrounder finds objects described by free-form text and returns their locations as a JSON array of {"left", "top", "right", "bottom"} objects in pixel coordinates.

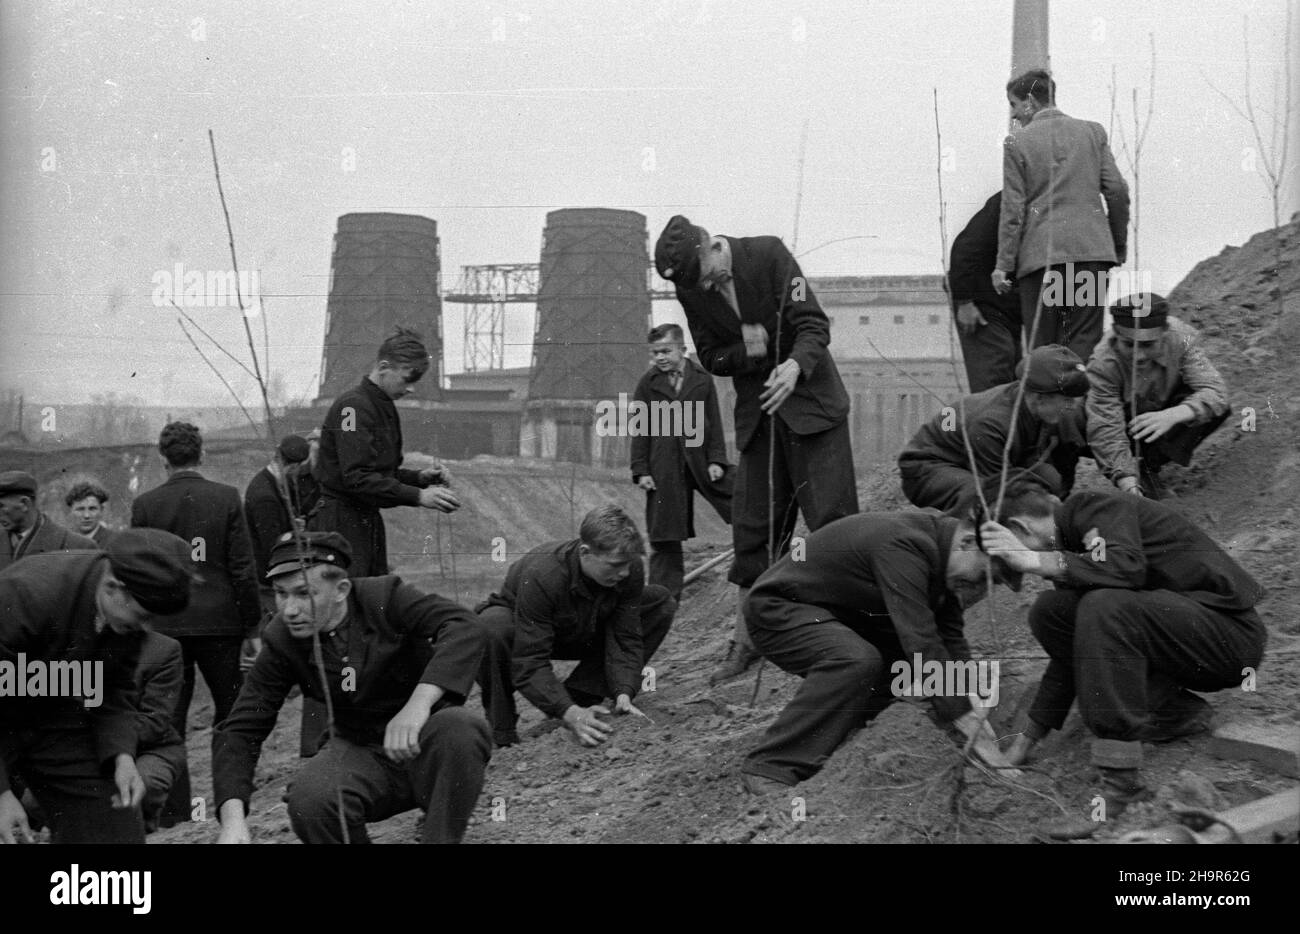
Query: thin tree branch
[{"left": 175, "top": 317, "right": 260, "bottom": 436}]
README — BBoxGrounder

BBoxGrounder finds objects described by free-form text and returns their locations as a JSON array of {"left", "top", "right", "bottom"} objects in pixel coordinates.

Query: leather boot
[{"left": 710, "top": 586, "right": 761, "bottom": 685}]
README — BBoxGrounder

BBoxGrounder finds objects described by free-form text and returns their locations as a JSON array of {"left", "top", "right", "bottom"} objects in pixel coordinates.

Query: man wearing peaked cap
[
  {"left": 655, "top": 214, "right": 858, "bottom": 685},
  {"left": 212, "top": 530, "right": 492, "bottom": 844},
  {"left": 1086, "top": 293, "right": 1230, "bottom": 499},
  {"left": 0, "top": 527, "right": 194, "bottom": 844},
  {"left": 0, "top": 469, "right": 96, "bottom": 572},
  {"left": 898, "top": 343, "right": 1091, "bottom": 516}
]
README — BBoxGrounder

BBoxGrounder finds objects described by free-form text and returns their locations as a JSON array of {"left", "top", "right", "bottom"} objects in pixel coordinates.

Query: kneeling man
[
  {"left": 213, "top": 532, "right": 491, "bottom": 844},
  {"left": 741, "top": 511, "right": 1021, "bottom": 792},
  {"left": 980, "top": 483, "right": 1266, "bottom": 831}
]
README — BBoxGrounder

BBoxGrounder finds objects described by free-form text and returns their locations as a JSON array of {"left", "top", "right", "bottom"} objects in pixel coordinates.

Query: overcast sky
[{"left": 1, "top": 0, "right": 1295, "bottom": 408}]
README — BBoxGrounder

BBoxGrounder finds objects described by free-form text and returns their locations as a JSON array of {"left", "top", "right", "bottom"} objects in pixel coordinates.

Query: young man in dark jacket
[
  {"left": 475, "top": 505, "right": 676, "bottom": 748},
  {"left": 981, "top": 483, "right": 1267, "bottom": 835},
  {"left": 311, "top": 327, "right": 459, "bottom": 577},
  {"left": 630, "top": 323, "right": 732, "bottom": 600},
  {"left": 949, "top": 192, "right": 1023, "bottom": 391},
  {"left": 212, "top": 531, "right": 491, "bottom": 844},
  {"left": 655, "top": 216, "right": 858, "bottom": 683},
  {"left": 0, "top": 528, "right": 193, "bottom": 844},
  {"left": 130, "top": 421, "right": 261, "bottom": 822}
]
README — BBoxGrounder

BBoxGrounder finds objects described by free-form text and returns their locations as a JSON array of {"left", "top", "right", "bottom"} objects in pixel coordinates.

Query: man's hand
[
  {"left": 637, "top": 475, "right": 656, "bottom": 492},
  {"left": 955, "top": 301, "right": 987, "bottom": 336},
  {"left": 759, "top": 359, "right": 801, "bottom": 414},
  {"left": 707, "top": 463, "right": 725, "bottom": 482},
  {"left": 953, "top": 711, "right": 1021, "bottom": 776},
  {"left": 1005, "top": 734, "right": 1037, "bottom": 767},
  {"left": 112, "top": 754, "right": 145, "bottom": 809},
  {"left": 978, "top": 520, "right": 1043, "bottom": 575},
  {"left": 990, "top": 269, "right": 1013, "bottom": 295},
  {"left": 562, "top": 704, "right": 614, "bottom": 747},
  {"left": 613, "top": 694, "right": 652, "bottom": 722},
  {"left": 1128, "top": 405, "right": 1193, "bottom": 443},
  {"left": 1117, "top": 476, "right": 1144, "bottom": 496},
  {"left": 418, "top": 463, "right": 452, "bottom": 487},
  {"left": 383, "top": 701, "right": 432, "bottom": 763},
  {"left": 741, "top": 323, "right": 768, "bottom": 358},
  {"left": 240, "top": 636, "right": 262, "bottom": 672},
  {"left": 418, "top": 486, "right": 461, "bottom": 512},
  {"left": 216, "top": 799, "right": 251, "bottom": 844},
  {"left": 0, "top": 789, "right": 33, "bottom": 844}
]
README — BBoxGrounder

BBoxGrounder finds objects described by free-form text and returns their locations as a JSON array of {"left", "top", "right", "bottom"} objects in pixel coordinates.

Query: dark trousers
[
  {"left": 4, "top": 727, "right": 145, "bottom": 844},
  {"left": 475, "top": 586, "right": 677, "bottom": 745},
  {"left": 311, "top": 494, "right": 388, "bottom": 576},
  {"left": 136, "top": 748, "right": 182, "bottom": 831},
  {"left": 1141, "top": 409, "right": 1231, "bottom": 474},
  {"left": 163, "top": 634, "right": 244, "bottom": 824},
  {"left": 958, "top": 299, "right": 1024, "bottom": 392},
  {"left": 285, "top": 706, "right": 491, "bottom": 844},
  {"left": 1019, "top": 261, "right": 1110, "bottom": 364},
  {"left": 649, "top": 541, "right": 685, "bottom": 601},
  {"left": 1027, "top": 588, "right": 1266, "bottom": 741},
  {"left": 742, "top": 596, "right": 899, "bottom": 785},
  {"left": 731, "top": 418, "right": 859, "bottom": 587},
  {"left": 900, "top": 459, "right": 1064, "bottom": 516}
]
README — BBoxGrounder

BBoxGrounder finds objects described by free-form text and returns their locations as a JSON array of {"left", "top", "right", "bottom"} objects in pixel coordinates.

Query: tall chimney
[{"left": 1010, "top": 0, "right": 1050, "bottom": 78}]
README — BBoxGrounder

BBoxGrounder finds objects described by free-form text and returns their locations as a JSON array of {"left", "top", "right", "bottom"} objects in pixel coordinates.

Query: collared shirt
[
  {"left": 707, "top": 236, "right": 741, "bottom": 317},
  {"left": 1085, "top": 316, "right": 1229, "bottom": 481}
]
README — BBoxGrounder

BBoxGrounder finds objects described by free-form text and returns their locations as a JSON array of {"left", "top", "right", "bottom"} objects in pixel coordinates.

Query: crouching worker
[
  {"left": 979, "top": 483, "right": 1266, "bottom": 837},
  {"left": 212, "top": 532, "right": 491, "bottom": 844},
  {"left": 1, "top": 528, "right": 193, "bottom": 844},
  {"left": 476, "top": 505, "right": 677, "bottom": 748},
  {"left": 740, "top": 512, "right": 1023, "bottom": 794}
]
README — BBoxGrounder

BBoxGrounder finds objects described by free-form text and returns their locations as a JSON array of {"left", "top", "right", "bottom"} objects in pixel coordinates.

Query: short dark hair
[
  {"left": 377, "top": 327, "right": 429, "bottom": 368},
  {"left": 579, "top": 504, "right": 644, "bottom": 556},
  {"left": 158, "top": 421, "right": 202, "bottom": 468},
  {"left": 1007, "top": 69, "right": 1055, "bottom": 106},
  {"left": 65, "top": 481, "right": 109, "bottom": 508},
  {"left": 648, "top": 323, "right": 684, "bottom": 344},
  {"left": 993, "top": 479, "right": 1057, "bottom": 523}
]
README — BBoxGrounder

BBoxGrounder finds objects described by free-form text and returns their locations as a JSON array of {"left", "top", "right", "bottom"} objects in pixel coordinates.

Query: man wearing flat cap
[
  {"left": 739, "top": 510, "right": 1022, "bottom": 794},
  {"left": 1087, "top": 293, "right": 1229, "bottom": 498},
  {"left": 212, "top": 531, "right": 491, "bottom": 844},
  {"left": 654, "top": 215, "right": 858, "bottom": 684},
  {"left": 0, "top": 527, "right": 193, "bottom": 843},
  {"left": 898, "top": 344, "right": 1091, "bottom": 515},
  {"left": 246, "top": 435, "right": 315, "bottom": 618},
  {"left": 0, "top": 470, "right": 96, "bottom": 573}
]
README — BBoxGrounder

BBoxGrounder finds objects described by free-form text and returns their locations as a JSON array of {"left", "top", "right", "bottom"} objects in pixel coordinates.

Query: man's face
[
  {"left": 1115, "top": 328, "right": 1165, "bottom": 365},
  {"left": 1027, "top": 392, "right": 1080, "bottom": 427},
  {"left": 274, "top": 565, "right": 351, "bottom": 638},
  {"left": 1008, "top": 93, "right": 1037, "bottom": 127},
  {"left": 0, "top": 494, "right": 33, "bottom": 533},
  {"left": 578, "top": 546, "right": 634, "bottom": 588},
  {"left": 945, "top": 531, "right": 994, "bottom": 608},
  {"left": 95, "top": 575, "right": 155, "bottom": 634},
  {"left": 70, "top": 495, "right": 104, "bottom": 534},
  {"left": 374, "top": 361, "right": 427, "bottom": 399},
  {"left": 649, "top": 338, "right": 686, "bottom": 372},
  {"left": 695, "top": 238, "right": 730, "bottom": 291}
]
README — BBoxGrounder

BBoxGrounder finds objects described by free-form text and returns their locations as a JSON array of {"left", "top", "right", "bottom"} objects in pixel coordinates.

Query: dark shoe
[
  {"left": 741, "top": 772, "right": 794, "bottom": 796},
  {"left": 494, "top": 731, "right": 521, "bottom": 749},
  {"left": 1139, "top": 464, "right": 1168, "bottom": 499},
  {"left": 1145, "top": 691, "right": 1212, "bottom": 742},
  {"left": 710, "top": 642, "right": 759, "bottom": 686}
]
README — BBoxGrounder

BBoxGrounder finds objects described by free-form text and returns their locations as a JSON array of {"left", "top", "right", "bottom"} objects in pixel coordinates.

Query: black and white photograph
[{"left": 0, "top": 0, "right": 1296, "bottom": 910}]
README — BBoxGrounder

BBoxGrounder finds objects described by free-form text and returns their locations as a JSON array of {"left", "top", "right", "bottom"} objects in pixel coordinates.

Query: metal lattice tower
[{"left": 444, "top": 264, "right": 541, "bottom": 371}]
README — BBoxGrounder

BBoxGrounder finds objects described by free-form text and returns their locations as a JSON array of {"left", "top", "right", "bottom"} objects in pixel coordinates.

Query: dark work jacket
[
  {"left": 244, "top": 466, "right": 294, "bottom": 597},
  {"left": 898, "top": 383, "right": 1088, "bottom": 495},
  {"left": 131, "top": 470, "right": 261, "bottom": 638},
  {"left": 948, "top": 193, "right": 1021, "bottom": 315},
  {"left": 314, "top": 376, "right": 427, "bottom": 510},
  {"left": 629, "top": 358, "right": 732, "bottom": 541},
  {"left": 1051, "top": 492, "right": 1266, "bottom": 613},
  {"left": 134, "top": 631, "right": 186, "bottom": 774},
  {"left": 749, "top": 513, "right": 973, "bottom": 722},
  {"left": 0, "top": 551, "right": 144, "bottom": 795},
  {"left": 673, "top": 236, "right": 851, "bottom": 453},
  {"left": 478, "top": 539, "right": 645, "bottom": 718},
  {"left": 0, "top": 512, "right": 96, "bottom": 572},
  {"left": 212, "top": 575, "right": 485, "bottom": 811}
]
